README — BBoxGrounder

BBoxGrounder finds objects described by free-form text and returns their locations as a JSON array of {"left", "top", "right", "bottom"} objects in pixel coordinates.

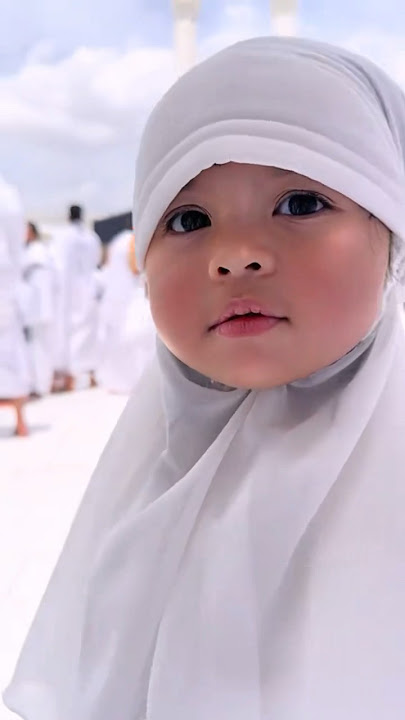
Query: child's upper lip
[{"left": 209, "top": 298, "right": 285, "bottom": 330}]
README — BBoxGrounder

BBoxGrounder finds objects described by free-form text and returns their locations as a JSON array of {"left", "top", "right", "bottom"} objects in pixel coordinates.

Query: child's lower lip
[{"left": 213, "top": 315, "right": 282, "bottom": 338}]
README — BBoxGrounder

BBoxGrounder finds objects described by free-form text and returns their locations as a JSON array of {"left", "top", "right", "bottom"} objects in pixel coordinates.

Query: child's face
[{"left": 145, "top": 163, "right": 390, "bottom": 389}]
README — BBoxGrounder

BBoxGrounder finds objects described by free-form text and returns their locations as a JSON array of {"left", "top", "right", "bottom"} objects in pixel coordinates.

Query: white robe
[
  {"left": 52, "top": 222, "right": 102, "bottom": 378},
  {"left": 20, "top": 240, "right": 57, "bottom": 395},
  {"left": 0, "top": 178, "right": 30, "bottom": 399},
  {"left": 96, "top": 230, "right": 155, "bottom": 394}
]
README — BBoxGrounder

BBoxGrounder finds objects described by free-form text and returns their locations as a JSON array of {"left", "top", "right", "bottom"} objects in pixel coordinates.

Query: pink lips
[{"left": 210, "top": 299, "right": 284, "bottom": 338}]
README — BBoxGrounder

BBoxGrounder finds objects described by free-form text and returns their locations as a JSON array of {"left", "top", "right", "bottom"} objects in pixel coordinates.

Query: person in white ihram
[
  {"left": 52, "top": 205, "right": 102, "bottom": 391},
  {"left": 5, "top": 37, "right": 405, "bottom": 720},
  {"left": 96, "top": 227, "right": 155, "bottom": 394},
  {"left": 19, "top": 222, "right": 57, "bottom": 398},
  {"left": 0, "top": 176, "right": 30, "bottom": 436}
]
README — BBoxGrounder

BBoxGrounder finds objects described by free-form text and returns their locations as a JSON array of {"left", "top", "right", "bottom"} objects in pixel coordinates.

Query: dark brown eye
[
  {"left": 167, "top": 209, "right": 211, "bottom": 233},
  {"left": 275, "top": 192, "right": 330, "bottom": 216}
]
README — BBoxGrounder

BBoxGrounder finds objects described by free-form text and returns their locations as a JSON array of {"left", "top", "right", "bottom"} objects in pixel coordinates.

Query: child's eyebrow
[
  {"left": 269, "top": 168, "right": 296, "bottom": 178},
  {"left": 180, "top": 178, "right": 195, "bottom": 192}
]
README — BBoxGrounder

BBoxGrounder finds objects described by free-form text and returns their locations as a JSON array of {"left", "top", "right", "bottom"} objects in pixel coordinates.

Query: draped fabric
[
  {"left": 52, "top": 222, "right": 102, "bottom": 377},
  {"left": 0, "top": 177, "right": 30, "bottom": 399},
  {"left": 5, "top": 37, "right": 405, "bottom": 720},
  {"left": 96, "top": 230, "right": 155, "bottom": 394},
  {"left": 20, "top": 240, "right": 57, "bottom": 395}
]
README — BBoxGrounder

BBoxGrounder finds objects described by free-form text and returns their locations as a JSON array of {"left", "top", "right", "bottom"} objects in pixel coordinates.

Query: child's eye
[
  {"left": 166, "top": 209, "right": 211, "bottom": 233},
  {"left": 275, "top": 192, "right": 331, "bottom": 216}
]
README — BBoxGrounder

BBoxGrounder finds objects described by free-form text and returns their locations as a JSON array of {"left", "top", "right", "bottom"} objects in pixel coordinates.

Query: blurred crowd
[{"left": 0, "top": 176, "right": 156, "bottom": 437}]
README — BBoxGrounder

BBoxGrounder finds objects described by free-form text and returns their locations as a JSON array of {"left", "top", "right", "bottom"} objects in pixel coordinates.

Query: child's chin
[{"left": 213, "top": 367, "right": 298, "bottom": 391}]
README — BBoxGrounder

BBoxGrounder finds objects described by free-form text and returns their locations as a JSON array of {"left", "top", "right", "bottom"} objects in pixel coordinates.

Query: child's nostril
[{"left": 246, "top": 262, "right": 262, "bottom": 271}]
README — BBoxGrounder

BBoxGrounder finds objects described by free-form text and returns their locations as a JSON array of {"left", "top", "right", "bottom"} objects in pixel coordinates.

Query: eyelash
[
  {"left": 163, "top": 191, "right": 333, "bottom": 234},
  {"left": 275, "top": 190, "right": 333, "bottom": 214},
  {"left": 163, "top": 205, "right": 208, "bottom": 233}
]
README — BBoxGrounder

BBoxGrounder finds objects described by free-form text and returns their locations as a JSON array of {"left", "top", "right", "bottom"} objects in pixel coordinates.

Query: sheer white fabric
[
  {"left": 5, "top": 37, "right": 405, "bottom": 720},
  {"left": 0, "top": 177, "right": 30, "bottom": 399},
  {"left": 52, "top": 222, "right": 102, "bottom": 376},
  {"left": 20, "top": 240, "right": 57, "bottom": 395},
  {"left": 96, "top": 230, "right": 155, "bottom": 394}
]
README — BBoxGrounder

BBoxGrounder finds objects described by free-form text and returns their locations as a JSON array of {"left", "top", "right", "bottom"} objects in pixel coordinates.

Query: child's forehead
[
  {"left": 165, "top": 163, "right": 356, "bottom": 212},
  {"left": 178, "top": 164, "right": 297, "bottom": 194}
]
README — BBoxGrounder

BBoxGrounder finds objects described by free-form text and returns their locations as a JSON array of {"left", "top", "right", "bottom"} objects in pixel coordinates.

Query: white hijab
[{"left": 5, "top": 37, "right": 405, "bottom": 720}]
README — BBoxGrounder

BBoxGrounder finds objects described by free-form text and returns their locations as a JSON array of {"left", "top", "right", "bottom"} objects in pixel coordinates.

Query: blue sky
[
  {"left": 1, "top": 0, "right": 405, "bottom": 222},
  {"left": 3, "top": 0, "right": 404, "bottom": 72}
]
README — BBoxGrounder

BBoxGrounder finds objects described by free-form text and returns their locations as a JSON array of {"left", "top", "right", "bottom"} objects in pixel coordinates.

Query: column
[
  {"left": 172, "top": 0, "right": 200, "bottom": 76},
  {"left": 270, "top": 0, "right": 298, "bottom": 36}
]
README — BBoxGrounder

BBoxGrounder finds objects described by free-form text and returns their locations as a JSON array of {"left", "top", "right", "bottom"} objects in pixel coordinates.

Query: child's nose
[
  {"left": 208, "top": 236, "right": 276, "bottom": 280},
  {"left": 212, "top": 259, "right": 263, "bottom": 277}
]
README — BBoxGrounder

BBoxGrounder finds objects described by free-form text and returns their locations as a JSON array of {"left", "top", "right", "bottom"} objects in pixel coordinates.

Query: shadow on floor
[{"left": 0, "top": 424, "right": 51, "bottom": 439}]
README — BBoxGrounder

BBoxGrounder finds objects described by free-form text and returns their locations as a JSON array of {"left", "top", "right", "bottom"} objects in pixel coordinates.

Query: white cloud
[
  {"left": 0, "top": 44, "right": 177, "bottom": 220},
  {"left": 0, "top": 0, "right": 263, "bottom": 222},
  {"left": 200, "top": 0, "right": 265, "bottom": 58},
  {"left": 0, "top": 46, "right": 175, "bottom": 146},
  {"left": 1, "top": 0, "right": 405, "bottom": 225}
]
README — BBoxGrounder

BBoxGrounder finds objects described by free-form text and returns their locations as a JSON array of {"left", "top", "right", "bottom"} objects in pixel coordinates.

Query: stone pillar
[
  {"left": 172, "top": 0, "right": 200, "bottom": 76},
  {"left": 270, "top": 0, "right": 298, "bottom": 36}
]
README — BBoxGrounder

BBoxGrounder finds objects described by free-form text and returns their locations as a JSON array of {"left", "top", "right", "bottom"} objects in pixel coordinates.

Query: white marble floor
[{"left": 0, "top": 388, "right": 128, "bottom": 719}]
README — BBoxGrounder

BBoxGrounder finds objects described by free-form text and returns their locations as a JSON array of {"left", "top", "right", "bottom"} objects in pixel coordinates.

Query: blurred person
[
  {"left": 96, "top": 229, "right": 155, "bottom": 394},
  {"left": 19, "top": 222, "right": 57, "bottom": 398},
  {"left": 52, "top": 205, "right": 102, "bottom": 391},
  {"left": 0, "top": 177, "right": 30, "bottom": 436}
]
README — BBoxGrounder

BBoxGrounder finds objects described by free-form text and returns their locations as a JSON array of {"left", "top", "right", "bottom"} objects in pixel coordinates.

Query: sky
[{"left": 1, "top": 0, "right": 405, "bottom": 223}]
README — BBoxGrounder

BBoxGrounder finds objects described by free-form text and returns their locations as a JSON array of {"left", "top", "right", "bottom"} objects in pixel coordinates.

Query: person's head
[
  {"left": 123, "top": 213, "right": 133, "bottom": 232},
  {"left": 26, "top": 221, "right": 39, "bottom": 244},
  {"left": 134, "top": 37, "right": 405, "bottom": 390},
  {"left": 69, "top": 205, "right": 82, "bottom": 222},
  {"left": 146, "top": 163, "right": 390, "bottom": 388}
]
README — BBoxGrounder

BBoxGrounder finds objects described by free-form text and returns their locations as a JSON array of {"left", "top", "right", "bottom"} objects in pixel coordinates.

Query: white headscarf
[{"left": 5, "top": 37, "right": 405, "bottom": 720}]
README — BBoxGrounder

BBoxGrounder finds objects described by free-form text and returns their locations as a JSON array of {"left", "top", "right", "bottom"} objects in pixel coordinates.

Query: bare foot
[
  {"left": 14, "top": 422, "right": 29, "bottom": 437},
  {"left": 14, "top": 398, "right": 29, "bottom": 437}
]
